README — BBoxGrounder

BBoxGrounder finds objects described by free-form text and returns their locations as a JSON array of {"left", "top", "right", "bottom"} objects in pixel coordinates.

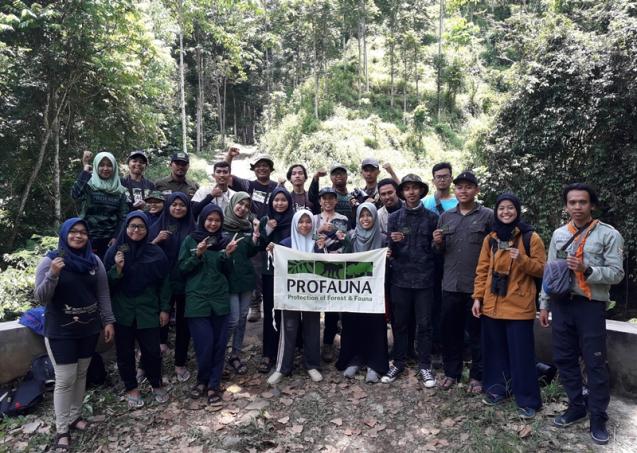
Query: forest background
[{"left": 0, "top": 0, "right": 636, "bottom": 321}]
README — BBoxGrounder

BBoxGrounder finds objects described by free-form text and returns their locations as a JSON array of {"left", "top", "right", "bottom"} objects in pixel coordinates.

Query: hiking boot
[
  {"left": 590, "top": 416, "right": 609, "bottom": 445},
  {"left": 553, "top": 404, "right": 587, "bottom": 428},
  {"left": 380, "top": 365, "right": 403, "bottom": 384},
  {"left": 321, "top": 344, "right": 334, "bottom": 362},
  {"left": 417, "top": 369, "right": 436, "bottom": 388}
]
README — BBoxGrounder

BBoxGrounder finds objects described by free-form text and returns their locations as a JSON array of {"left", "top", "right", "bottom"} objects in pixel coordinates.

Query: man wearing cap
[
  {"left": 121, "top": 150, "right": 156, "bottom": 210},
  {"left": 382, "top": 174, "right": 439, "bottom": 388},
  {"left": 433, "top": 171, "right": 493, "bottom": 392},
  {"left": 350, "top": 159, "right": 399, "bottom": 208},
  {"left": 191, "top": 161, "right": 236, "bottom": 217},
  {"left": 309, "top": 163, "right": 355, "bottom": 227},
  {"left": 155, "top": 152, "right": 199, "bottom": 199},
  {"left": 286, "top": 164, "right": 316, "bottom": 213}
]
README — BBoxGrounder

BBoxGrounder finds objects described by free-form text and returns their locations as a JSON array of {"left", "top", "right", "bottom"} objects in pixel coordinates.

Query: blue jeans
[
  {"left": 188, "top": 315, "right": 230, "bottom": 390},
  {"left": 228, "top": 291, "right": 252, "bottom": 356}
]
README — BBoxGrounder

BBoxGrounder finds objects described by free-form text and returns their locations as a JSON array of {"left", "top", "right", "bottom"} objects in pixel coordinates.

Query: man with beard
[
  {"left": 155, "top": 152, "right": 199, "bottom": 199},
  {"left": 377, "top": 179, "right": 403, "bottom": 236},
  {"left": 309, "top": 163, "right": 355, "bottom": 227}
]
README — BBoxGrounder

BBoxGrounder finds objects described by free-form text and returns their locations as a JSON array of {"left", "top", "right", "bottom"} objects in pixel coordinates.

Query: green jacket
[
  {"left": 223, "top": 230, "right": 258, "bottom": 294},
  {"left": 107, "top": 267, "right": 171, "bottom": 329},
  {"left": 178, "top": 236, "right": 232, "bottom": 318}
]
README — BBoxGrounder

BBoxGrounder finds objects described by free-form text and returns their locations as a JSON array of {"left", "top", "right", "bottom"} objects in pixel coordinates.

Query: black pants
[
  {"left": 170, "top": 294, "right": 190, "bottom": 367},
  {"left": 552, "top": 296, "right": 609, "bottom": 419},
  {"left": 46, "top": 334, "right": 99, "bottom": 365},
  {"left": 441, "top": 291, "right": 482, "bottom": 381},
  {"left": 91, "top": 238, "right": 111, "bottom": 261},
  {"left": 481, "top": 317, "right": 541, "bottom": 410},
  {"left": 323, "top": 312, "right": 340, "bottom": 345},
  {"left": 431, "top": 255, "right": 444, "bottom": 347},
  {"left": 390, "top": 285, "right": 433, "bottom": 370},
  {"left": 115, "top": 323, "right": 162, "bottom": 390},
  {"left": 262, "top": 274, "right": 281, "bottom": 361}
]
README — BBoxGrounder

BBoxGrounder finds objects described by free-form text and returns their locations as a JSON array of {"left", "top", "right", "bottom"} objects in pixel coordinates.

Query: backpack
[
  {"left": 0, "top": 375, "right": 45, "bottom": 418},
  {"left": 30, "top": 354, "right": 55, "bottom": 391}
]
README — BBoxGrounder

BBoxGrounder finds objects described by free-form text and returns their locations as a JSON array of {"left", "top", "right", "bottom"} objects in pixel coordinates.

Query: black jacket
[{"left": 387, "top": 205, "right": 439, "bottom": 289}]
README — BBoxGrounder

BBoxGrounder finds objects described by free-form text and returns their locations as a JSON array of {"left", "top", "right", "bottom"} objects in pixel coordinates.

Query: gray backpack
[{"left": 542, "top": 227, "right": 586, "bottom": 298}]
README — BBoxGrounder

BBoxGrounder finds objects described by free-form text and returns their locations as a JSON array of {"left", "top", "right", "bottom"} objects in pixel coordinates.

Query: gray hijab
[{"left": 352, "top": 202, "right": 383, "bottom": 252}]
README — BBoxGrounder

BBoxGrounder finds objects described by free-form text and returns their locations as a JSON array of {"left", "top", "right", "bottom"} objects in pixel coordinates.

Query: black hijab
[
  {"left": 266, "top": 187, "right": 294, "bottom": 239},
  {"left": 104, "top": 211, "right": 170, "bottom": 297},
  {"left": 190, "top": 203, "right": 228, "bottom": 251},
  {"left": 148, "top": 192, "right": 195, "bottom": 266},
  {"left": 492, "top": 192, "right": 533, "bottom": 241}
]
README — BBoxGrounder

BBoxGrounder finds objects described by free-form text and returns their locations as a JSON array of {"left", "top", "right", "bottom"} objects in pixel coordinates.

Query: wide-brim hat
[
  {"left": 397, "top": 173, "right": 429, "bottom": 199},
  {"left": 250, "top": 154, "right": 275, "bottom": 171}
]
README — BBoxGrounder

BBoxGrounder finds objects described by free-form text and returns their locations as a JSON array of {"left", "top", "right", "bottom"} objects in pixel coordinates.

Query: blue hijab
[
  {"left": 191, "top": 204, "right": 228, "bottom": 251},
  {"left": 104, "top": 211, "right": 170, "bottom": 297},
  {"left": 148, "top": 192, "right": 195, "bottom": 267},
  {"left": 46, "top": 218, "right": 98, "bottom": 273}
]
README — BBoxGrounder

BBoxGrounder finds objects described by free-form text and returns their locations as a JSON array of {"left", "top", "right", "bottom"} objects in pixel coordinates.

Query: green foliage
[{"left": 0, "top": 235, "right": 58, "bottom": 321}]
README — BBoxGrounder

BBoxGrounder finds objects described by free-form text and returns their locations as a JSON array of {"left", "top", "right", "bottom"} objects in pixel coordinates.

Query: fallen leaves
[
  {"left": 518, "top": 425, "right": 533, "bottom": 439},
  {"left": 21, "top": 420, "right": 41, "bottom": 434},
  {"left": 329, "top": 418, "right": 343, "bottom": 426}
]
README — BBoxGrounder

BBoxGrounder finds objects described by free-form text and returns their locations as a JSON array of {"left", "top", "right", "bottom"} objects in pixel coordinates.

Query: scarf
[
  {"left": 290, "top": 209, "right": 317, "bottom": 252},
  {"left": 492, "top": 192, "right": 533, "bottom": 241},
  {"left": 223, "top": 191, "right": 253, "bottom": 233},
  {"left": 88, "top": 152, "right": 126, "bottom": 194},
  {"left": 352, "top": 203, "right": 384, "bottom": 252},
  {"left": 103, "top": 211, "right": 170, "bottom": 297},
  {"left": 190, "top": 204, "right": 228, "bottom": 251},
  {"left": 46, "top": 218, "right": 98, "bottom": 274},
  {"left": 267, "top": 187, "right": 294, "bottom": 239},
  {"left": 566, "top": 219, "right": 599, "bottom": 300},
  {"left": 148, "top": 192, "right": 195, "bottom": 267}
]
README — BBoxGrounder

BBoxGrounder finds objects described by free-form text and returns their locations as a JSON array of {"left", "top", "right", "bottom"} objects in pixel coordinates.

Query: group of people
[{"left": 34, "top": 147, "right": 624, "bottom": 449}]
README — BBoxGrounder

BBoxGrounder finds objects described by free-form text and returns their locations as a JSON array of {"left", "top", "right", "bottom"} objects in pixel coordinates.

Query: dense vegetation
[{"left": 1, "top": 0, "right": 636, "bottom": 319}]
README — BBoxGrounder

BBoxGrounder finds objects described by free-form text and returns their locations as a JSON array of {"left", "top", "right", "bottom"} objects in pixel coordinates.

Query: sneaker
[
  {"left": 381, "top": 365, "right": 403, "bottom": 384},
  {"left": 518, "top": 407, "right": 536, "bottom": 419},
  {"left": 267, "top": 371, "right": 283, "bottom": 385},
  {"left": 553, "top": 405, "right": 587, "bottom": 428},
  {"left": 365, "top": 368, "right": 380, "bottom": 383},
  {"left": 322, "top": 344, "right": 334, "bottom": 362},
  {"left": 308, "top": 369, "right": 323, "bottom": 382},
  {"left": 418, "top": 369, "right": 436, "bottom": 388},
  {"left": 590, "top": 416, "right": 609, "bottom": 445},
  {"left": 482, "top": 393, "right": 506, "bottom": 406},
  {"left": 153, "top": 388, "right": 169, "bottom": 404},
  {"left": 343, "top": 365, "right": 359, "bottom": 379}
]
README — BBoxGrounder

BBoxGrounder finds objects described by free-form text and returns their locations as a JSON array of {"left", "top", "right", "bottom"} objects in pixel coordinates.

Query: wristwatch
[{"left": 584, "top": 266, "right": 593, "bottom": 279}]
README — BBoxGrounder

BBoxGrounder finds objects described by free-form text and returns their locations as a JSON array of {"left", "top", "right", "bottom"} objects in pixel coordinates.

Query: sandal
[
  {"left": 53, "top": 432, "right": 71, "bottom": 451},
  {"left": 440, "top": 376, "right": 457, "bottom": 390},
  {"left": 258, "top": 358, "right": 272, "bottom": 374},
  {"left": 153, "top": 388, "right": 169, "bottom": 404},
  {"left": 126, "top": 393, "right": 145, "bottom": 410},
  {"left": 69, "top": 417, "right": 90, "bottom": 431},
  {"left": 175, "top": 367, "right": 191, "bottom": 382},
  {"left": 467, "top": 379, "right": 483, "bottom": 394},
  {"left": 228, "top": 357, "right": 248, "bottom": 375},
  {"left": 207, "top": 390, "right": 222, "bottom": 404},
  {"left": 190, "top": 384, "right": 206, "bottom": 399}
]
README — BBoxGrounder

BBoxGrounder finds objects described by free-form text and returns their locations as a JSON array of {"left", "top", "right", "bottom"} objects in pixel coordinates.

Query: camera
[{"left": 491, "top": 271, "right": 509, "bottom": 296}]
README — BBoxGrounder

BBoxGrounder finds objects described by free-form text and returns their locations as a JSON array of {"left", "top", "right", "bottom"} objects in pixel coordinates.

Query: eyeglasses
[
  {"left": 127, "top": 224, "right": 147, "bottom": 231},
  {"left": 68, "top": 229, "right": 88, "bottom": 237},
  {"left": 434, "top": 174, "right": 451, "bottom": 180}
]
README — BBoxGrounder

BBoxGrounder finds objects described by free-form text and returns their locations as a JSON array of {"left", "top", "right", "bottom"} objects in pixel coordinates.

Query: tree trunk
[
  {"left": 403, "top": 56, "right": 408, "bottom": 113},
  {"left": 414, "top": 45, "right": 419, "bottom": 99},
  {"left": 389, "top": 38, "right": 395, "bottom": 108},
  {"left": 360, "top": 0, "right": 368, "bottom": 92},
  {"left": 53, "top": 113, "right": 61, "bottom": 229},
  {"left": 313, "top": 29, "right": 319, "bottom": 119},
  {"left": 179, "top": 25, "right": 187, "bottom": 153},
  {"left": 195, "top": 46, "right": 204, "bottom": 153},
  {"left": 233, "top": 92, "right": 237, "bottom": 140},
  {"left": 436, "top": 0, "right": 445, "bottom": 120},
  {"left": 221, "top": 77, "right": 227, "bottom": 148}
]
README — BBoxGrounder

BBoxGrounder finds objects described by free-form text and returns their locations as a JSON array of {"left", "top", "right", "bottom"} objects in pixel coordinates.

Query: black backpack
[
  {"left": 0, "top": 376, "right": 45, "bottom": 418},
  {"left": 31, "top": 354, "right": 56, "bottom": 391}
]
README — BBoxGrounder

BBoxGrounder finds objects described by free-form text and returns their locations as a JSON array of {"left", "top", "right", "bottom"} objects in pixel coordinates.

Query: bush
[{"left": 0, "top": 235, "right": 57, "bottom": 321}]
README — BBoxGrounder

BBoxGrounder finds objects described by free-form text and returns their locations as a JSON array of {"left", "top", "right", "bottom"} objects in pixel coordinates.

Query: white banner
[{"left": 272, "top": 244, "right": 386, "bottom": 313}]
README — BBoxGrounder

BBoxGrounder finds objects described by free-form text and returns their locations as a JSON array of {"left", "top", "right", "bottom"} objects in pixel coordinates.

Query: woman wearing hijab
[
  {"left": 104, "top": 211, "right": 171, "bottom": 409},
  {"left": 223, "top": 192, "right": 260, "bottom": 375},
  {"left": 267, "top": 209, "right": 323, "bottom": 385},
  {"left": 35, "top": 218, "right": 115, "bottom": 451},
  {"left": 257, "top": 187, "right": 294, "bottom": 373},
  {"left": 336, "top": 203, "right": 390, "bottom": 383},
  {"left": 71, "top": 151, "right": 129, "bottom": 259},
  {"left": 149, "top": 192, "right": 195, "bottom": 381},
  {"left": 179, "top": 204, "right": 239, "bottom": 403},
  {"left": 472, "top": 193, "right": 546, "bottom": 418}
]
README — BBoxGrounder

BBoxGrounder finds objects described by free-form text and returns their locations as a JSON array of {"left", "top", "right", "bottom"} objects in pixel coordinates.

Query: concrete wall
[
  {"left": 0, "top": 321, "right": 112, "bottom": 385},
  {"left": 534, "top": 319, "right": 637, "bottom": 400}
]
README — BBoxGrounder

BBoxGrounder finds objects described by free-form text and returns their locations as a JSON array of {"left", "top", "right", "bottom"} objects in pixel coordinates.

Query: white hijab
[{"left": 290, "top": 209, "right": 317, "bottom": 252}]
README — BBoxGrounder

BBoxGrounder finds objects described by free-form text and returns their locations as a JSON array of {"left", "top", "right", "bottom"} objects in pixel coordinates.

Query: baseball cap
[
  {"left": 330, "top": 163, "right": 348, "bottom": 174},
  {"left": 250, "top": 154, "right": 275, "bottom": 171},
  {"left": 361, "top": 158, "right": 380, "bottom": 169},
  {"left": 171, "top": 152, "right": 190, "bottom": 164},
  {"left": 318, "top": 187, "right": 338, "bottom": 197},
  {"left": 453, "top": 171, "right": 478, "bottom": 186},
  {"left": 128, "top": 150, "right": 148, "bottom": 163}
]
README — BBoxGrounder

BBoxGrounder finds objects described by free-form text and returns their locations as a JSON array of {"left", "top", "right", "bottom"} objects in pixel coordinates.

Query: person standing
[
  {"left": 35, "top": 218, "right": 115, "bottom": 451},
  {"left": 382, "top": 175, "right": 438, "bottom": 387},
  {"left": 337, "top": 203, "right": 390, "bottom": 383},
  {"left": 104, "top": 211, "right": 171, "bottom": 408},
  {"left": 285, "top": 164, "right": 316, "bottom": 213},
  {"left": 71, "top": 150, "right": 128, "bottom": 259},
  {"left": 309, "top": 163, "right": 355, "bottom": 228},
  {"left": 471, "top": 193, "right": 546, "bottom": 418},
  {"left": 155, "top": 152, "right": 199, "bottom": 199},
  {"left": 433, "top": 171, "right": 493, "bottom": 392},
  {"left": 350, "top": 159, "right": 400, "bottom": 208},
  {"left": 422, "top": 162, "right": 458, "bottom": 214},
  {"left": 377, "top": 179, "right": 403, "bottom": 236},
  {"left": 191, "top": 161, "right": 236, "bottom": 217},
  {"left": 539, "top": 183, "right": 624, "bottom": 445},
  {"left": 121, "top": 150, "right": 156, "bottom": 211}
]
